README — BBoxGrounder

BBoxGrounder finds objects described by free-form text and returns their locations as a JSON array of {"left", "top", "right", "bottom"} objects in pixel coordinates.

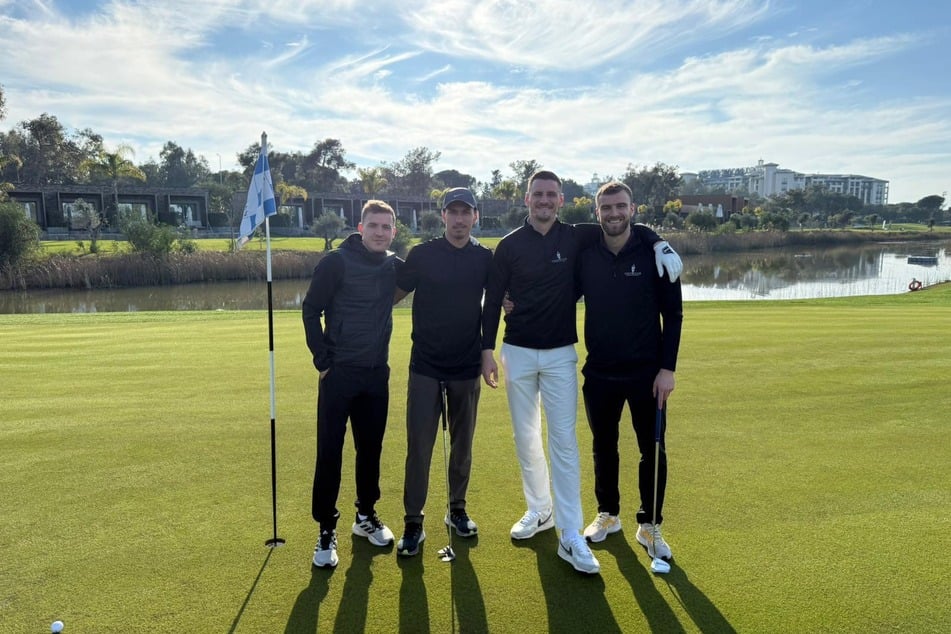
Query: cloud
[{"left": 403, "top": 0, "right": 770, "bottom": 69}]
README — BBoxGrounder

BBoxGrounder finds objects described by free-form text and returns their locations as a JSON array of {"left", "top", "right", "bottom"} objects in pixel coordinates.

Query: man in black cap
[{"left": 394, "top": 187, "right": 493, "bottom": 556}]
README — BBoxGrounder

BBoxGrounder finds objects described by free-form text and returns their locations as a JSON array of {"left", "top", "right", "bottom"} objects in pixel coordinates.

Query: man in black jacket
[
  {"left": 302, "top": 200, "right": 401, "bottom": 568},
  {"left": 394, "top": 187, "right": 493, "bottom": 556},
  {"left": 577, "top": 182, "right": 683, "bottom": 566}
]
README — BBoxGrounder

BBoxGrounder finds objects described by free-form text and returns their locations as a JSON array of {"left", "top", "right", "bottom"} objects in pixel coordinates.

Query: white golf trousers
[{"left": 500, "top": 343, "right": 583, "bottom": 533}]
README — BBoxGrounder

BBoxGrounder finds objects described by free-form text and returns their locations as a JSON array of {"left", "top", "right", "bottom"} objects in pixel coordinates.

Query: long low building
[{"left": 683, "top": 160, "right": 889, "bottom": 206}]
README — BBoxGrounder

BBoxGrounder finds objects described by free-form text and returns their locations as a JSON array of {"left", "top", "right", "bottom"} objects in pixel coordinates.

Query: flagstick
[{"left": 261, "top": 132, "right": 285, "bottom": 548}]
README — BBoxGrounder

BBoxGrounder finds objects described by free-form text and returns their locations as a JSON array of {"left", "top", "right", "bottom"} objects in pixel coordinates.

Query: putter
[
  {"left": 650, "top": 404, "right": 671, "bottom": 574},
  {"left": 437, "top": 381, "right": 456, "bottom": 563}
]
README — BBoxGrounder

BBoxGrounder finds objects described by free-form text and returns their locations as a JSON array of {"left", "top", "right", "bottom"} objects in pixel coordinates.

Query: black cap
[{"left": 442, "top": 188, "right": 477, "bottom": 210}]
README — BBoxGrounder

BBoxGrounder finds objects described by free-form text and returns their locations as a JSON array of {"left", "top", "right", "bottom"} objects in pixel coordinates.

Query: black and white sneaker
[
  {"left": 445, "top": 509, "right": 478, "bottom": 537},
  {"left": 352, "top": 512, "right": 395, "bottom": 546},
  {"left": 397, "top": 522, "right": 426, "bottom": 557},
  {"left": 313, "top": 529, "right": 338, "bottom": 568}
]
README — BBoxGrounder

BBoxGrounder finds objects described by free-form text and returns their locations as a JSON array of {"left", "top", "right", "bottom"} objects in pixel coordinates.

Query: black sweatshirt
[
  {"left": 482, "top": 220, "right": 661, "bottom": 351},
  {"left": 397, "top": 236, "right": 493, "bottom": 380},
  {"left": 576, "top": 229, "right": 683, "bottom": 380}
]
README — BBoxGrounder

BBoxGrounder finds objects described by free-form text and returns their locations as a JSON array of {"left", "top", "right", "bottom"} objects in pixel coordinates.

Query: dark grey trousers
[{"left": 402, "top": 372, "right": 480, "bottom": 525}]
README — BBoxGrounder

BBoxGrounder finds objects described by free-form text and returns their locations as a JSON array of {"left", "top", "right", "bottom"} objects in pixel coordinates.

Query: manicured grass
[
  {"left": 39, "top": 235, "right": 506, "bottom": 257},
  {"left": 1, "top": 286, "right": 949, "bottom": 632}
]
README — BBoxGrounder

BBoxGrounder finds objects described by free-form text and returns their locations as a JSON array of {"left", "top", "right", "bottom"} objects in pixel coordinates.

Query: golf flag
[{"left": 237, "top": 144, "right": 277, "bottom": 248}]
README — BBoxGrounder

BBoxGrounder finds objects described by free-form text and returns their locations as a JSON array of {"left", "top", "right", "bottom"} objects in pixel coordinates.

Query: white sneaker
[
  {"left": 558, "top": 532, "right": 601, "bottom": 574},
  {"left": 583, "top": 512, "right": 622, "bottom": 543},
  {"left": 636, "top": 522, "right": 672, "bottom": 561},
  {"left": 510, "top": 509, "right": 554, "bottom": 540},
  {"left": 312, "top": 529, "right": 339, "bottom": 568},
  {"left": 352, "top": 512, "right": 395, "bottom": 547}
]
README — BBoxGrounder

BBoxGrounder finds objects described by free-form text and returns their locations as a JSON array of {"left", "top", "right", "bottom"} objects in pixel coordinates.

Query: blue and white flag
[{"left": 237, "top": 146, "right": 277, "bottom": 248}]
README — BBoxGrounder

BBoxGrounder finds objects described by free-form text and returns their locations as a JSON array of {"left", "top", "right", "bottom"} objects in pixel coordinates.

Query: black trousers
[
  {"left": 312, "top": 364, "right": 389, "bottom": 529},
  {"left": 582, "top": 375, "right": 667, "bottom": 525}
]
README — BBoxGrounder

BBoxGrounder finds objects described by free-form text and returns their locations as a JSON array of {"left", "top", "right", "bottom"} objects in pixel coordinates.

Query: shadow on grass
[
  {"left": 449, "top": 534, "right": 487, "bottom": 633},
  {"left": 284, "top": 551, "right": 334, "bottom": 633},
  {"left": 598, "top": 534, "right": 736, "bottom": 633},
  {"left": 333, "top": 534, "right": 395, "bottom": 632},
  {"left": 396, "top": 542, "right": 430, "bottom": 633},
  {"left": 228, "top": 547, "right": 277, "bottom": 634},
  {"left": 512, "top": 531, "right": 619, "bottom": 633}
]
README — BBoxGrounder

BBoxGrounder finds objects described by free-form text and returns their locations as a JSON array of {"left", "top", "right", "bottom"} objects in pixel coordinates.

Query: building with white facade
[{"left": 689, "top": 160, "right": 888, "bottom": 206}]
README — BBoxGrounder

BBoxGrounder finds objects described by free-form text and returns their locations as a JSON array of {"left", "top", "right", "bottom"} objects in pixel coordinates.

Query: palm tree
[
  {"left": 275, "top": 182, "right": 308, "bottom": 229},
  {"left": 80, "top": 145, "right": 146, "bottom": 224},
  {"left": 0, "top": 154, "right": 22, "bottom": 196},
  {"left": 358, "top": 167, "right": 388, "bottom": 196}
]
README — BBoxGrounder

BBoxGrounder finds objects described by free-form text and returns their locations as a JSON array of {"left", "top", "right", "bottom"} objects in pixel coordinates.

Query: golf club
[
  {"left": 437, "top": 380, "right": 456, "bottom": 563},
  {"left": 650, "top": 403, "right": 671, "bottom": 574}
]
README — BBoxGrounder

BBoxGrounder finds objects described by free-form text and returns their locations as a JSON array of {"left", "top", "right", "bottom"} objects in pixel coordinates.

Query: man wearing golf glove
[
  {"left": 577, "top": 182, "right": 683, "bottom": 568},
  {"left": 481, "top": 170, "right": 681, "bottom": 575},
  {"left": 394, "top": 187, "right": 493, "bottom": 557}
]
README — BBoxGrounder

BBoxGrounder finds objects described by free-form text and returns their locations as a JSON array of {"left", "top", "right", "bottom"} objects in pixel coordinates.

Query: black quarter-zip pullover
[{"left": 577, "top": 229, "right": 683, "bottom": 380}]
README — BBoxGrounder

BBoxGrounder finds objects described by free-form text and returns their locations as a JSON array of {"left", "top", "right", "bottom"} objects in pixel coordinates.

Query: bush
[
  {"left": 418, "top": 211, "right": 443, "bottom": 241},
  {"left": 207, "top": 212, "right": 230, "bottom": 228},
  {"left": 119, "top": 211, "right": 179, "bottom": 255},
  {"left": 390, "top": 219, "right": 412, "bottom": 258},
  {"left": 0, "top": 202, "right": 41, "bottom": 268}
]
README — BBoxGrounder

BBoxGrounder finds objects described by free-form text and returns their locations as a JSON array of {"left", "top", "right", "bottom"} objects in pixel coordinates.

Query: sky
[{"left": 1, "top": 0, "right": 949, "bottom": 204}]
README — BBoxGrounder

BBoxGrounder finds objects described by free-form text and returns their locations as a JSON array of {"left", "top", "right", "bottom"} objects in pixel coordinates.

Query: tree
[
  {"left": 916, "top": 195, "right": 945, "bottom": 212},
  {"left": 300, "top": 139, "right": 355, "bottom": 192},
  {"left": 685, "top": 211, "right": 717, "bottom": 232},
  {"left": 311, "top": 212, "right": 346, "bottom": 251},
  {"left": 157, "top": 141, "right": 209, "bottom": 187},
  {"left": 561, "top": 178, "right": 585, "bottom": 201},
  {"left": 388, "top": 147, "right": 441, "bottom": 197},
  {"left": 6, "top": 113, "right": 87, "bottom": 184},
  {"left": 492, "top": 179, "right": 520, "bottom": 204},
  {"left": 275, "top": 182, "right": 308, "bottom": 228},
  {"left": 357, "top": 167, "right": 388, "bottom": 196},
  {"left": 434, "top": 169, "right": 476, "bottom": 189},
  {"left": 70, "top": 198, "right": 105, "bottom": 253},
  {"left": 561, "top": 196, "right": 594, "bottom": 224},
  {"left": 0, "top": 201, "right": 41, "bottom": 269},
  {"left": 418, "top": 211, "right": 444, "bottom": 240},
  {"left": 0, "top": 83, "right": 5, "bottom": 121},
  {"left": 622, "top": 162, "right": 683, "bottom": 212},
  {"left": 80, "top": 145, "right": 146, "bottom": 225},
  {"left": 509, "top": 159, "right": 542, "bottom": 187}
]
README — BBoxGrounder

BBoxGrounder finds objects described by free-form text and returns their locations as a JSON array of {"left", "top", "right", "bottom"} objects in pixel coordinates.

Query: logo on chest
[
  {"left": 623, "top": 263, "right": 641, "bottom": 277},
  {"left": 550, "top": 251, "right": 568, "bottom": 264}
]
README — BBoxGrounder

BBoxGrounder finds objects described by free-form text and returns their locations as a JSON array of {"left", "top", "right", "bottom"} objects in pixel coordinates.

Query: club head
[
  {"left": 650, "top": 557, "right": 671, "bottom": 574},
  {"left": 438, "top": 546, "right": 456, "bottom": 562}
]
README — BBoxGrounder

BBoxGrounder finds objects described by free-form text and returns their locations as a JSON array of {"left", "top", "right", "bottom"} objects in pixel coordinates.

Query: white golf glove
[{"left": 653, "top": 241, "right": 682, "bottom": 282}]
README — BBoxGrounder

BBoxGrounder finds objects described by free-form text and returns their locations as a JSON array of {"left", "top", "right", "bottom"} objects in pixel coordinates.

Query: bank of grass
[{"left": 1, "top": 286, "right": 949, "bottom": 633}]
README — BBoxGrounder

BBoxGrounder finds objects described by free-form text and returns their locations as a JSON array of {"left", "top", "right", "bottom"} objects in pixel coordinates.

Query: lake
[{"left": 0, "top": 243, "right": 948, "bottom": 313}]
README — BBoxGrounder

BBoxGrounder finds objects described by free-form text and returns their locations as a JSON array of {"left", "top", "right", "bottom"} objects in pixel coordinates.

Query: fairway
[{"left": 1, "top": 287, "right": 949, "bottom": 633}]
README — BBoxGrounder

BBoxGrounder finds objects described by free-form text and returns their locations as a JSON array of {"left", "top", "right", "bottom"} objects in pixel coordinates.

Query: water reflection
[
  {"left": 0, "top": 244, "right": 948, "bottom": 313},
  {"left": 683, "top": 244, "right": 949, "bottom": 300}
]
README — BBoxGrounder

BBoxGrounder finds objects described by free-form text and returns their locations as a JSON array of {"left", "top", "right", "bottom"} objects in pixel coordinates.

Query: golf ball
[{"left": 51, "top": 621, "right": 64, "bottom": 633}]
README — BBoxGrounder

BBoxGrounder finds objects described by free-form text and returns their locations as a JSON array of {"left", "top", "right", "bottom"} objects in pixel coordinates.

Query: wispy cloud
[{"left": 0, "top": 0, "right": 948, "bottom": 201}]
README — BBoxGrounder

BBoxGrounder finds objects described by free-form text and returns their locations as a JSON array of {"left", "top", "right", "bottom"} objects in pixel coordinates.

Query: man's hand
[
  {"left": 502, "top": 292, "right": 514, "bottom": 316},
  {"left": 653, "top": 241, "right": 682, "bottom": 282},
  {"left": 652, "top": 369, "right": 675, "bottom": 407},
  {"left": 481, "top": 349, "right": 499, "bottom": 388}
]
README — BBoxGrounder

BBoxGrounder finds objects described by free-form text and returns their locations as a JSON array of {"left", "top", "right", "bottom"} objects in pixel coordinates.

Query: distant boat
[{"left": 907, "top": 255, "right": 939, "bottom": 265}]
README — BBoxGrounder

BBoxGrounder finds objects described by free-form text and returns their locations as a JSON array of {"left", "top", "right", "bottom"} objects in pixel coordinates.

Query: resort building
[{"left": 684, "top": 160, "right": 889, "bottom": 206}]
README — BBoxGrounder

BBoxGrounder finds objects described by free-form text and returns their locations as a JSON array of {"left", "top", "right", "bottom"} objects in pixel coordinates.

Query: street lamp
[{"left": 216, "top": 153, "right": 222, "bottom": 184}]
